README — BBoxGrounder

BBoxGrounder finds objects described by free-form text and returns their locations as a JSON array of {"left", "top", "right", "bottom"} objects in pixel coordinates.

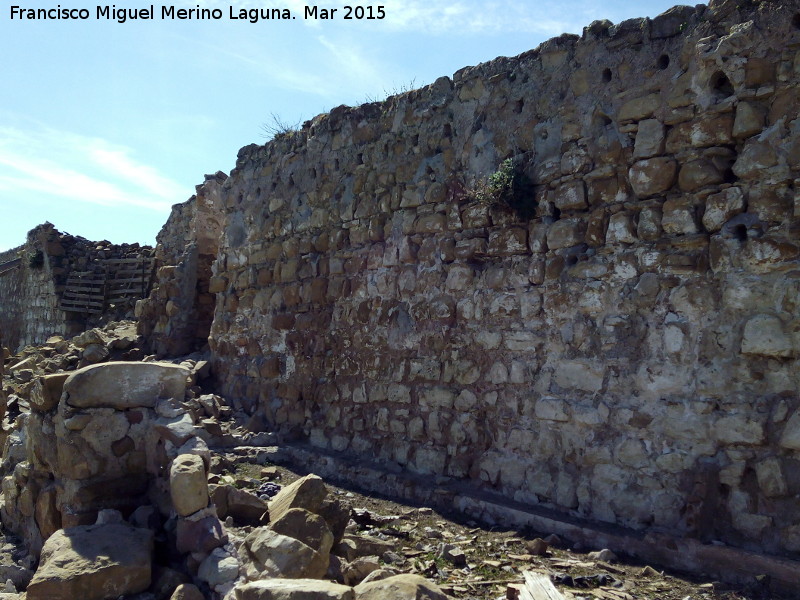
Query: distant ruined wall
[
  {"left": 0, "top": 224, "right": 155, "bottom": 352},
  {"left": 137, "top": 172, "right": 227, "bottom": 357},
  {"left": 0, "top": 226, "right": 68, "bottom": 352},
  {"left": 149, "top": 0, "right": 800, "bottom": 558}
]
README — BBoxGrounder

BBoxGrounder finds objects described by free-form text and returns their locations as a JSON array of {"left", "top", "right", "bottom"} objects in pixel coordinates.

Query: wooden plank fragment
[{"left": 519, "top": 571, "right": 565, "bottom": 600}]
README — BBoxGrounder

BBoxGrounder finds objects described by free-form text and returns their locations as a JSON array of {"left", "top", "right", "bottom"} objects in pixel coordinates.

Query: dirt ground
[{"left": 224, "top": 456, "right": 769, "bottom": 600}]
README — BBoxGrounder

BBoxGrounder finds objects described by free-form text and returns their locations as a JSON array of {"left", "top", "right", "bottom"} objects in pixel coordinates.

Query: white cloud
[{"left": 0, "top": 119, "right": 186, "bottom": 211}]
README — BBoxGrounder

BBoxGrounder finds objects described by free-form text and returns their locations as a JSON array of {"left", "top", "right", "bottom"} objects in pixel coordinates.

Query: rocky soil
[
  {"left": 219, "top": 458, "right": 768, "bottom": 600},
  {"left": 0, "top": 323, "right": 777, "bottom": 599}
]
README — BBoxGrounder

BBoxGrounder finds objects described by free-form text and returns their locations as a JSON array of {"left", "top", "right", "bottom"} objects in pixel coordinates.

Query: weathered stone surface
[
  {"left": 702, "top": 187, "right": 744, "bottom": 232},
  {"left": 733, "top": 101, "right": 766, "bottom": 139},
  {"left": 779, "top": 411, "right": 800, "bottom": 451},
  {"left": 271, "top": 508, "right": 334, "bottom": 555},
  {"left": 170, "top": 583, "right": 205, "bottom": 600},
  {"left": 198, "top": 547, "right": 241, "bottom": 589},
  {"left": 268, "top": 474, "right": 327, "bottom": 523},
  {"left": 732, "top": 139, "right": 779, "bottom": 180},
  {"left": 661, "top": 198, "right": 699, "bottom": 235},
  {"left": 633, "top": 119, "right": 665, "bottom": 159},
  {"left": 605, "top": 212, "right": 637, "bottom": 244},
  {"left": 63, "top": 362, "right": 189, "bottom": 409},
  {"left": 29, "top": 373, "right": 69, "bottom": 412},
  {"left": 26, "top": 523, "right": 153, "bottom": 600},
  {"left": 170, "top": 454, "right": 209, "bottom": 517},
  {"left": 678, "top": 160, "right": 724, "bottom": 192},
  {"left": 234, "top": 579, "right": 355, "bottom": 600},
  {"left": 226, "top": 486, "right": 270, "bottom": 525},
  {"left": 176, "top": 513, "right": 227, "bottom": 554},
  {"left": 317, "top": 498, "right": 352, "bottom": 546},
  {"left": 740, "top": 315, "right": 793, "bottom": 358},
  {"left": 353, "top": 574, "right": 448, "bottom": 600},
  {"left": 554, "top": 180, "right": 587, "bottom": 211},
  {"left": 240, "top": 528, "right": 328, "bottom": 580},
  {"left": 546, "top": 219, "right": 585, "bottom": 250},
  {"left": 629, "top": 158, "right": 677, "bottom": 198},
  {"left": 618, "top": 94, "right": 660, "bottom": 122}
]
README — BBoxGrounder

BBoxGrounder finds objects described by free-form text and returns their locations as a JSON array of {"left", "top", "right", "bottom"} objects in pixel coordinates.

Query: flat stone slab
[{"left": 63, "top": 362, "right": 189, "bottom": 409}]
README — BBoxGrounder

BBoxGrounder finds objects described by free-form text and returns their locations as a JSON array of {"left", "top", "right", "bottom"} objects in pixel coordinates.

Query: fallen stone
[
  {"left": 176, "top": 513, "right": 228, "bottom": 554},
  {"left": 353, "top": 574, "right": 448, "bottom": 600},
  {"left": 170, "top": 583, "right": 205, "bottom": 600},
  {"left": 198, "top": 547, "right": 241, "bottom": 589},
  {"left": 63, "top": 362, "right": 189, "bottom": 409},
  {"left": 240, "top": 528, "right": 328, "bottom": 580},
  {"left": 268, "top": 474, "right": 327, "bottom": 523},
  {"left": 234, "top": 578, "right": 355, "bottom": 600},
  {"left": 335, "top": 536, "right": 395, "bottom": 562},
  {"left": 226, "top": 486, "right": 270, "bottom": 525},
  {"left": 359, "top": 568, "right": 398, "bottom": 585},
  {"left": 318, "top": 498, "right": 351, "bottom": 545},
  {"left": 156, "top": 413, "right": 197, "bottom": 447},
  {"left": 271, "top": 508, "right": 334, "bottom": 555},
  {"left": 437, "top": 543, "right": 466, "bottom": 567},
  {"left": 525, "top": 538, "right": 549, "bottom": 555},
  {"left": 29, "top": 373, "right": 69, "bottom": 412},
  {"left": 588, "top": 548, "right": 618, "bottom": 562},
  {"left": 170, "top": 454, "right": 208, "bottom": 517},
  {"left": 26, "top": 523, "right": 153, "bottom": 600},
  {"left": 81, "top": 344, "right": 109, "bottom": 364},
  {"left": 343, "top": 556, "right": 380, "bottom": 586}
]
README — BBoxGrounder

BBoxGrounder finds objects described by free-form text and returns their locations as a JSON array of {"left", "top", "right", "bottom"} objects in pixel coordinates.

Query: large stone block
[
  {"left": 170, "top": 454, "right": 209, "bottom": 517},
  {"left": 240, "top": 528, "right": 328, "bottom": 580},
  {"left": 268, "top": 474, "right": 327, "bottom": 523},
  {"left": 629, "top": 158, "right": 677, "bottom": 198},
  {"left": 678, "top": 160, "right": 724, "bottom": 192},
  {"left": 26, "top": 523, "right": 153, "bottom": 600},
  {"left": 702, "top": 187, "right": 744, "bottom": 232},
  {"left": 30, "top": 373, "right": 69, "bottom": 413},
  {"left": 741, "top": 314, "right": 793, "bottom": 358},
  {"left": 546, "top": 218, "right": 585, "bottom": 249},
  {"left": 633, "top": 119, "right": 665, "bottom": 158},
  {"left": 63, "top": 362, "right": 189, "bottom": 409},
  {"left": 661, "top": 198, "right": 699, "bottom": 235},
  {"left": 618, "top": 94, "right": 660, "bottom": 122},
  {"left": 270, "top": 508, "right": 334, "bottom": 555}
]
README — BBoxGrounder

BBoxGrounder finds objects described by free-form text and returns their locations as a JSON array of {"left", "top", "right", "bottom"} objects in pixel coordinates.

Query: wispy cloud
[
  {"left": 188, "top": 0, "right": 585, "bottom": 36},
  {"left": 0, "top": 119, "right": 186, "bottom": 211}
]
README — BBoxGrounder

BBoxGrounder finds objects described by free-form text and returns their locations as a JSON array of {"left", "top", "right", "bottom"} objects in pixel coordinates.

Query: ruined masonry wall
[
  {"left": 207, "top": 1, "right": 800, "bottom": 557},
  {"left": 0, "top": 224, "right": 155, "bottom": 352},
  {"left": 0, "top": 231, "right": 65, "bottom": 352},
  {"left": 136, "top": 172, "right": 227, "bottom": 357}
]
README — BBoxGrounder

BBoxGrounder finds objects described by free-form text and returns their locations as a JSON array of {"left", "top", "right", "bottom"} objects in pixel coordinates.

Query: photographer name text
[{"left": 9, "top": 4, "right": 386, "bottom": 24}]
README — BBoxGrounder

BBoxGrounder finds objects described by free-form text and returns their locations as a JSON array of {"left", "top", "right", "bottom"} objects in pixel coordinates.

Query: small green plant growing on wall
[
  {"left": 470, "top": 158, "right": 536, "bottom": 220},
  {"left": 28, "top": 250, "right": 44, "bottom": 269}
]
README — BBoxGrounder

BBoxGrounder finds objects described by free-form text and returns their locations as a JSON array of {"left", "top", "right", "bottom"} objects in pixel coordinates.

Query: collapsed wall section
[
  {"left": 208, "top": 0, "right": 800, "bottom": 558},
  {"left": 137, "top": 172, "right": 227, "bottom": 357}
]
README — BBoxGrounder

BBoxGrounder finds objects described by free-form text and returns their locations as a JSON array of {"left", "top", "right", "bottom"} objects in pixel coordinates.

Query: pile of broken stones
[{"left": 0, "top": 324, "right": 452, "bottom": 600}]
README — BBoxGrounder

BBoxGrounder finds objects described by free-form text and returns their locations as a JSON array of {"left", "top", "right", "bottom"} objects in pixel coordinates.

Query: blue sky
[{"left": 1, "top": 0, "right": 681, "bottom": 252}]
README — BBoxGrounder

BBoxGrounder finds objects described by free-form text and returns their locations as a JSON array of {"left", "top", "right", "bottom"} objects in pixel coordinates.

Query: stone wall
[
  {"left": 137, "top": 172, "right": 227, "bottom": 357},
  {"left": 0, "top": 227, "right": 66, "bottom": 352},
  {"left": 0, "top": 224, "right": 155, "bottom": 352},
  {"left": 203, "top": 0, "right": 800, "bottom": 560}
]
